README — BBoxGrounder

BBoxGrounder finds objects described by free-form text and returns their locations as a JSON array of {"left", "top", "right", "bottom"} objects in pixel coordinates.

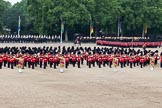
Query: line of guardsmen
[
  {"left": 76, "top": 36, "right": 150, "bottom": 43},
  {"left": 0, "top": 35, "right": 61, "bottom": 43},
  {"left": 0, "top": 46, "right": 161, "bottom": 70}
]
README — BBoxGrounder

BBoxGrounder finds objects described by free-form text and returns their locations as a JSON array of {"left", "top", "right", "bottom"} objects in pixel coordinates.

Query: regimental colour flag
[
  {"left": 144, "top": 25, "right": 147, "bottom": 34},
  {"left": 90, "top": 20, "right": 94, "bottom": 35}
]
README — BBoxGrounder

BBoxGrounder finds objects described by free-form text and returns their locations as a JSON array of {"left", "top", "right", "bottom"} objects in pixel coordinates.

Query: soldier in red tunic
[
  {"left": 64, "top": 53, "right": 69, "bottom": 68},
  {"left": 85, "top": 52, "right": 89, "bottom": 66},
  {"left": 87, "top": 52, "right": 93, "bottom": 68},
  {"left": 10, "top": 57, "right": 15, "bottom": 69},
  {"left": 14, "top": 54, "right": 18, "bottom": 66},
  {"left": 81, "top": 51, "right": 84, "bottom": 65},
  {"left": 102, "top": 52, "right": 107, "bottom": 67},
  {"left": 92, "top": 53, "right": 96, "bottom": 67},
  {"left": 77, "top": 52, "right": 81, "bottom": 68},
  {"left": 129, "top": 57, "right": 134, "bottom": 68},
  {"left": 108, "top": 55, "right": 113, "bottom": 68},
  {"left": 72, "top": 53, "right": 77, "bottom": 67},
  {"left": 119, "top": 56, "right": 124, "bottom": 68},
  {"left": 136, "top": 55, "right": 140, "bottom": 66},
  {"left": 53, "top": 55, "right": 59, "bottom": 69},
  {"left": 154, "top": 51, "right": 159, "bottom": 65},
  {"left": 106, "top": 54, "right": 110, "bottom": 66},
  {"left": 3, "top": 54, "right": 7, "bottom": 67},
  {"left": 49, "top": 56, "right": 53, "bottom": 68},
  {"left": 27, "top": 56, "right": 31, "bottom": 68},
  {"left": 123, "top": 56, "right": 127, "bottom": 67},
  {"left": 43, "top": 57, "right": 48, "bottom": 69},
  {"left": 31, "top": 56, "right": 36, "bottom": 69},
  {"left": 126, "top": 55, "right": 130, "bottom": 66},
  {"left": 97, "top": 52, "right": 102, "bottom": 68},
  {"left": 39, "top": 56, "right": 43, "bottom": 68},
  {"left": 140, "top": 57, "right": 144, "bottom": 68},
  {"left": 35, "top": 55, "right": 39, "bottom": 67},
  {"left": 132, "top": 55, "right": 135, "bottom": 67},
  {"left": 7, "top": 57, "right": 11, "bottom": 68},
  {"left": 23, "top": 55, "right": 28, "bottom": 67},
  {"left": 143, "top": 56, "right": 147, "bottom": 67}
]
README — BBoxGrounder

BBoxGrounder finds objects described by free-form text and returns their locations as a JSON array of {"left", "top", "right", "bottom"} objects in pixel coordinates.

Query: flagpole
[
  {"left": 142, "top": 26, "right": 144, "bottom": 38},
  {"left": 118, "top": 20, "right": 119, "bottom": 37},
  {"left": 60, "top": 20, "right": 63, "bottom": 44},
  {"left": 90, "top": 20, "right": 91, "bottom": 38},
  {"left": 60, "top": 24, "right": 62, "bottom": 44}
]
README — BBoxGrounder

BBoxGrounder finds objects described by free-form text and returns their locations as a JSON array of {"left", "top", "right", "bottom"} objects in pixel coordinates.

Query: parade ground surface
[{"left": 0, "top": 43, "right": 162, "bottom": 108}]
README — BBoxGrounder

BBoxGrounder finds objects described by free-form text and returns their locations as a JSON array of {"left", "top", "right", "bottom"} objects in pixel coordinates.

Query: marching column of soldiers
[
  {"left": 0, "top": 35, "right": 61, "bottom": 43},
  {"left": 0, "top": 46, "right": 161, "bottom": 70}
]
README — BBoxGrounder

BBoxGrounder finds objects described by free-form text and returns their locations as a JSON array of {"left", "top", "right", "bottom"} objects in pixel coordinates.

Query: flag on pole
[
  {"left": 61, "top": 21, "right": 64, "bottom": 34},
  {"left": 18, "top": 16, "right": 21, "bottom": 32},
  {"left": 18, "top": 16, "right": 21, "bottom": 37},
  {"left": 119, "top": 22, "right": 122, "bottom": 33},
  {"left": 90, "top": 20, "right": 94, "bottom": 37},
  {"left": 60, "top": 20, "right": 64, "bottom": 43},
  {"left": 144, "top": 25, "right": 147, "bottom": 34}
]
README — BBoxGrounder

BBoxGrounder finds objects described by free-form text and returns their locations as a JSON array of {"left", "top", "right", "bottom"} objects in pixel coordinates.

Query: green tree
[
  {"left": 27, "top": 0, "right": 91, "bottom": 40},
  {"left": 0, "top": 0, "right": 11, "bottom": 33},
  {"left": 1, "top": 0, "right": 162, "bottom": 40}
]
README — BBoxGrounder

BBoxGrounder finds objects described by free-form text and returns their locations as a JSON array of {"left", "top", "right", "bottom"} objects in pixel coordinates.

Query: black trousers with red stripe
[
  {"left": 140, "top": 62, "right": 143, "bottom": 68},
  {"left": 40, "top": 61, "right": 42, "bottom": 68},
  {"left": 0, "top": 62, "right": 2, "bottom": 69},
  {"left": 11, "top": 62, "right": 14, "bottom": 69},
  {"left": 98, "top": 61, "right": 102, "bottom": 68},
  {"left": 89, "top": 61, "right": 92, "bottom": 68},
  {"left": 49, "top": 62, "right": 53, "bottom": 68},
  {"left": 130, "top": 62, "right": 133, "bottom": 68},
  {"left": 53, "top": 62, "right": 57, "bottom": 69},
  {"left": 4, "top": 60, "right": 7, "bottom": 67},
  {"left": 8, "top": 62, "right": 10, "bottom": 68},
  {"left": 28, "top": 61, "right": 31, "bottom": 68},
  {"left": 120, "top": 62, "right": 124, "bottom": 68},
  {"left": 77, "top": 61, "right": 80, "bottom": 68},
  {"left": 44, "top": 62, "right": 47, "bottom": 69},
  {"left": 65, "top": 62, "right": 69, "bottom": 68},
  {"left": 109, "top": 61, "right": 112, "bottom": 68},
  {"left": 31, "top": 62, "right": 35, "bottom": 69}
]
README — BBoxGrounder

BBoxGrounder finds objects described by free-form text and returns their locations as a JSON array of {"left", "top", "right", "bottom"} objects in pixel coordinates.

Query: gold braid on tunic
[
  {"left": 113, "top": 58, "right": 118, "bottom": 67},
  {"left": 150, "top": 57, "right": 155, "bottom": 66}
]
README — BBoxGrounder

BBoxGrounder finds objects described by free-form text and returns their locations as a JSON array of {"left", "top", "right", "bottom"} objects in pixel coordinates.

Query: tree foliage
[
  {"left": 0, "top": 0, "right": 11, "bottom": 33},
  {"left": 1, "top": 0, "right": 162, "bottom": 39}
]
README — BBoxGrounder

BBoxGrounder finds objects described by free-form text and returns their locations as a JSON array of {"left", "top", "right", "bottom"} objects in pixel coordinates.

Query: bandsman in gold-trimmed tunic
[
  {"left": 113, "top": 57, "right": 118, "bottom": 72},
  {"left": 17, "top": 57, "right": 24, "bottom": 73},
  {"left": 150, "top": 56, "right": 155, "bottom": 71},
  {"left": 59, "top": 56, "right": 65, "bottom": 73}
]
